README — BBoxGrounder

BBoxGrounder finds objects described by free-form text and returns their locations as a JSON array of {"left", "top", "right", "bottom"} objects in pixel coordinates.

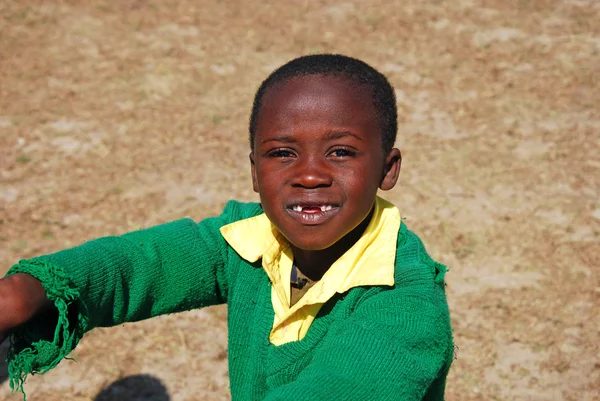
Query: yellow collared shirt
[{"left": 220, "top": 196, "right": 401, "bottom": 345}]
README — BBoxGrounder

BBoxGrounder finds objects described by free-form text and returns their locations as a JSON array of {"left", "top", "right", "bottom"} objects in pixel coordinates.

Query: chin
[{"left": 287, "top": 237, "right": 338, "bottom": 251}]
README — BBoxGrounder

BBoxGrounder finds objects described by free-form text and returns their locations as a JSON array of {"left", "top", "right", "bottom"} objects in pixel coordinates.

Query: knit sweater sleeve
[
  {"left": 4, "top": 200, "right": 254, "bottom": 395},
  {"left": 263, "top": 263, "right": 454, "bottom": 401}
]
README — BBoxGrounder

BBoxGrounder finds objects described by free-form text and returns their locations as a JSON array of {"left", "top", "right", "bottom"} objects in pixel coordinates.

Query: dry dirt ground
[{"left": 1, "top": 0, "right": 599, "bottom": 400}]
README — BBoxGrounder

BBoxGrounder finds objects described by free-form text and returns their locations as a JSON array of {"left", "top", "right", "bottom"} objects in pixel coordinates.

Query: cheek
[
  {"left": 254, "top": 164, "right": 271, "bottom": 187},
  {"left": 342, "top": 168, "right": 381, "bottom": 195},
  {"left": 254, "top": 168, "right": 284, "bottom": 205}
]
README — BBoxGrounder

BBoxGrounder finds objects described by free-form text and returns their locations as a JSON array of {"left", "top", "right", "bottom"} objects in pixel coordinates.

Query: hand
[{"left": 0, "top": 274, "right": 50, "bottom": 339}]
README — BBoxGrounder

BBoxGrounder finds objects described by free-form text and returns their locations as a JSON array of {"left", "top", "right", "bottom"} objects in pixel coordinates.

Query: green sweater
[{"left": 6, "top": 201, "right": 453, "bottom": 400}]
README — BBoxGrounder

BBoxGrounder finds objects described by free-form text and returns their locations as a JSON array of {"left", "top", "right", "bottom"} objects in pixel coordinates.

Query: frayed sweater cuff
[{"left": 5, "top": 259, "right": 88, "bottom": 399}]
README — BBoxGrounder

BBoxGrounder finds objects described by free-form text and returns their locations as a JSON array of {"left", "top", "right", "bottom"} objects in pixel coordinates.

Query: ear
[
  {"left": 249, "top": 152, "right": 259, "bottom": 193},
  {"left": 379, "top": 148, "right": 402, "bottom": 191}
]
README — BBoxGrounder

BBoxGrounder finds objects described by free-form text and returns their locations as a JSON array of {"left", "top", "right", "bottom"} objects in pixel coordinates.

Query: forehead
[{"left": 255, "top": 75, "right": 379, "bottom": 135}]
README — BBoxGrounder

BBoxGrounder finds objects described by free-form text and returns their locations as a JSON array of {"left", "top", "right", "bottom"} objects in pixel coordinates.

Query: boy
[{"left": 0, "top": 54, "right": 453, "bottom": 400}]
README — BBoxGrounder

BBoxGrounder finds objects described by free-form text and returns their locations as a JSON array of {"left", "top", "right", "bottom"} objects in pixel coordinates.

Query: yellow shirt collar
[{"left": 220, "top": 195, "right": 400, "bottom": 300}]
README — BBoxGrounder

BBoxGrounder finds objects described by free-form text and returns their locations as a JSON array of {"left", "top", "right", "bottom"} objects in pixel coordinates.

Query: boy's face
[{"left": 250, "top": 75, "right": 401, "bottom": 251}]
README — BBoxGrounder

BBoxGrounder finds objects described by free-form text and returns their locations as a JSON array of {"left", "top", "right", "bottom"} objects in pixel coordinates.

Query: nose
[{"left": 291, "top": 156, "right": 332, "bottom": 189}]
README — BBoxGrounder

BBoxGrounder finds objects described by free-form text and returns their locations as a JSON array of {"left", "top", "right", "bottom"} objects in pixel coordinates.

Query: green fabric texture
[{"left": 5, "top": 200, "right": 453, "bottom": 400}]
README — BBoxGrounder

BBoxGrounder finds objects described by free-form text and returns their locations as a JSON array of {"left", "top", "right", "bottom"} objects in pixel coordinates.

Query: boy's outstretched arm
[{"left": 2, "top": 202, "right": 245, "bottom": 395}]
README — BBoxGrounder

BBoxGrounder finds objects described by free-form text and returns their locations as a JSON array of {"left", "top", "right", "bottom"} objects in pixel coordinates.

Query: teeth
[{"left": 292, "top": 205, "right": 334, "bottom": 212}]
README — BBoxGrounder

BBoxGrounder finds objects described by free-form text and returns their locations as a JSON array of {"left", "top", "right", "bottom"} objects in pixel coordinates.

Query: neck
[{"left": 290, "top": 208, "right": 373, "bottom": 281}]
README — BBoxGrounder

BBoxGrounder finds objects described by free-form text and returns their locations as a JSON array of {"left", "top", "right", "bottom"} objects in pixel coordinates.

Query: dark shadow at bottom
[
  {"left": 0, "top": 342, "right": 167, "bottom": 400},
  {"left": 93, "top": 374, "right": 170, "bottom": 401}
]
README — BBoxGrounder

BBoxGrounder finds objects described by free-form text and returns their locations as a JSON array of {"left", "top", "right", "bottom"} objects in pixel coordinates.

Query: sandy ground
[{"left": 1, "top": 0, "right": 599, "bottom": 400}]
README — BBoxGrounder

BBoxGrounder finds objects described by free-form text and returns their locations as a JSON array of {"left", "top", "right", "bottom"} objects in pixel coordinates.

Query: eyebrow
[
  {"left": 325, "top": 130, "right": 364, "bottom": 142},
  {"left": 260, "top": 136, "right": 297, "bottom": 145},
  {"left": 260, "top": 131, "right": 364, "bottom": 145}
]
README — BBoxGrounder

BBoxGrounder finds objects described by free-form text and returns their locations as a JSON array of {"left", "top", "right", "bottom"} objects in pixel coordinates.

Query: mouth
[
  {"left": 290, "top": 204, "right": 336, "bottom": 213},
  {"left": 286, "top": 203, "right": 340, "bottom": 225}
]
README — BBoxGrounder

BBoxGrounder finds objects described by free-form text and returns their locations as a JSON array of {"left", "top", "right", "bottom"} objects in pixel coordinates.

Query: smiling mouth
[
  {"left": 286, "top": 204, "right": 340, "bottom": 225},
  {"left": 291, "top": 205, "right": 335, "bottom": 213}
]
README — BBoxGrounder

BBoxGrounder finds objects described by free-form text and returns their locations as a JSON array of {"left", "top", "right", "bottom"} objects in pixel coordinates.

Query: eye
[
  {"left": 328, "top": 148, "right": 357, "bottom": 158},
  {"left": 267, "top": 148, "right": 296, "bottom": 159}
]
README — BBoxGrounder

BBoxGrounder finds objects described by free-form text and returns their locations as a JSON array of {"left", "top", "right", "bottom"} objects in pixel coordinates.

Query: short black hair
[{"left": 249, "top": 54, "right": 397, "bottom": 154}]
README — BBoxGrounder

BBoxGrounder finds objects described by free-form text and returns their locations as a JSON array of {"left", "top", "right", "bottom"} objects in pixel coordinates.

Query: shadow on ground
[
  {"left": 93, "top": 374, "right": 169, "bottom": 401},
  {"left": 0, "top": 339, "right": 169, "bottom": 399}
]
